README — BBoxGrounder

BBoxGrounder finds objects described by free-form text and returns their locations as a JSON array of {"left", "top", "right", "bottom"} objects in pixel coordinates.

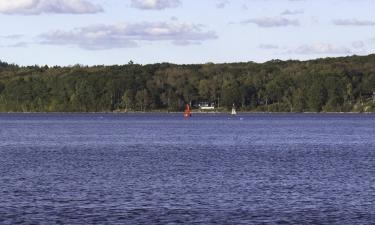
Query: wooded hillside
[{"left": 1, "top": 55, "right": 375, "bottom": 112}]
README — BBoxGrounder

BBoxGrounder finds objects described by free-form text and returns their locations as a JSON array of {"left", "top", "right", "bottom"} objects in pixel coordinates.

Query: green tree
[
  {"left": 135, "top": 89, "right": 150, "bottom": 111},
  {"left": 121, "top": 90, "right": 133, "bottom": 112},
  {"left": 307, "top": 78, "right": 327, "bottom": 112},
  {"left": 324, "top": 76, "right": 344, "bottom": 112},
  {"left": 292, "top": 88, "right": 306, "bottom": 112},
  {"left": 0, "top": 82, "right": 4, "bottom": 94}
]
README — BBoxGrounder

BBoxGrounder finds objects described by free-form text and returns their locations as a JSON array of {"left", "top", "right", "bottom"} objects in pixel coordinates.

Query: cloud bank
[
  {"left": 39, "top": 22, "right": 218, "bottom": 50},
  {"left": 0, "top": 0, "right": 103, "bottom": 15}
]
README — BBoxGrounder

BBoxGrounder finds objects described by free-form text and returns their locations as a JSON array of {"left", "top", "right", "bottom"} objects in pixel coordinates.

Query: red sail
[{"left": 184, "top": 104, "right": 191, "bottom": 118}]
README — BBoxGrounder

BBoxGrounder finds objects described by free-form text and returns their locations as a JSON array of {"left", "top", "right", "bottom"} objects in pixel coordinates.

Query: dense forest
[{"left": 1, "top": 55, "right": 375, "bottom": 112}]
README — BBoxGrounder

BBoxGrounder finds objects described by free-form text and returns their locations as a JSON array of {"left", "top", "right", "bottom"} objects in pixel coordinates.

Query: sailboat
[
  {"left": 231, "top": 104, "right": 237, "bottom": 115},
  {"left": 184, "top": 104, "right": 192, "bottom": 118}
]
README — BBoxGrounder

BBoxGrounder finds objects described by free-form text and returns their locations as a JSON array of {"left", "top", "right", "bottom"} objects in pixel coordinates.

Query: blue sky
[{"left": 0, "top": 0, "right": 374, "bottom": 66}]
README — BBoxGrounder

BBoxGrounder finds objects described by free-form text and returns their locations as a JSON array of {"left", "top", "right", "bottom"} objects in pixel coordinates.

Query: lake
[{"left": 0, "top": 113, "right": 374, "bottom": 224}]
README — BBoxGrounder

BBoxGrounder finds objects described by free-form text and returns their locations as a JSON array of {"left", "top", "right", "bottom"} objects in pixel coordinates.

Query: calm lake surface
[{"left": 0, "top": 113, "right": 374, "bottom": 224}]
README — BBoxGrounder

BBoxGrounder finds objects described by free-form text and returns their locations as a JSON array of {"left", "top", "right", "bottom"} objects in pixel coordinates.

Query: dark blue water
[{"left": 0, "top": 113, "right": 374, "bottom": 224}]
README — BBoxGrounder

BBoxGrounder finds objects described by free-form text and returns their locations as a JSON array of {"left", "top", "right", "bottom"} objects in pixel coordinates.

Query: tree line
[{"left": 0, "top": 54, "right": 375, "bottom": 112}]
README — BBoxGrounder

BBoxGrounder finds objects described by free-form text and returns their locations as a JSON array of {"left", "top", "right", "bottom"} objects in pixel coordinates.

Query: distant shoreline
[{"left": 0, "top": 111, "right": 373, "bottom": 114}]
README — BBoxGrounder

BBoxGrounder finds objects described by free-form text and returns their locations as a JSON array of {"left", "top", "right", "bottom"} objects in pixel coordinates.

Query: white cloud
[
  {"left": 259, "top": 44, "right": 279, "bottom": 50},
  {"left": 281, "top": 9, "right": 304, "bottom": 15},
  {"left": 333, "top": 19, "right": 375, "bottom": 26},
  {"left": 352, "top": 41, "right": 365, "bottom": 49},
  {"left": 294, "top": 43, "right": 352, "bottom": 54},
  {"left": 1, "top": 34, "right": 24, "bottom": 39},
  {"left": 7, "top": 42, "right": 29, "bottom": 48},
  {"left": 240, "top": 17, "right": 299, "bottom": 27},
  {"left": 0, "top": 0, "right": 103, "bottom": 15},
  {"left": 130, "top": 0, "right": 181, "bottom": 10},
  {"left": 38, "top": 22, "right": 218, "bottom": 50},
  {"left": 216, "top": 0, "right": 230, "bottom": 9}
]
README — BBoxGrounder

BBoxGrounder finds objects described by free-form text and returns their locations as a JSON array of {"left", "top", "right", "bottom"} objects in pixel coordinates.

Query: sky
[{"left": 0, "top": 0, "right": 374, "bottom": 66}]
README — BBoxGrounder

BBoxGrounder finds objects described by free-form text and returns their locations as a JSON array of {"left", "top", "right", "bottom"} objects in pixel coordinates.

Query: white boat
[
  {"left": 199, "top": 102, "right": 215, "bottom": 111},
  {"left": 231, "top": 104, "right": 237, "bottom": 115}
]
